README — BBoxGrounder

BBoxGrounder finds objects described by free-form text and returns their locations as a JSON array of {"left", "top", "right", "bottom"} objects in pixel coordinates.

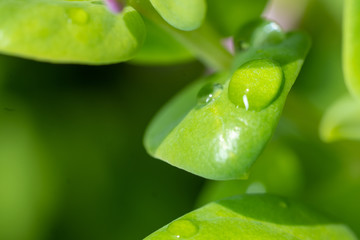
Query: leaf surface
[
  {"left": 207, "top": 0, "right": 268, "bottom": 36},
  {"left": 131, "top": 18, "right": 193, "bottom": 65},
  {"left": 344, "top": 0, "right": 360, "bottom": 98},
  {"left": 145, "top": 194, "right": 357, "bottom": 240},
  {"left": 144, "top": 29, "right": 310, "bottom": 180},
  {"left": 0, "top": 0, "right": 146, "bottom": 64},
  {"left": 149, "top": 0, "right": 206, "bottom": 31}
]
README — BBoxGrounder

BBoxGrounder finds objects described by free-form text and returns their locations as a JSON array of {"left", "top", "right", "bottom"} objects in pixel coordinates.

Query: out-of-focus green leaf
[
  {"left": 145, "top": 194, "right": 356, "bottom": 240},
  {"left": 0, "top": 0, "right": 146, "bottom": 64},
  {"left": 131, "top": 18, "right": 193, "bottom": 65},
  {"left": 318, "top": 0, "right": 343, "bottom": 23},
  {"left": 295, "top": 0, "right": 345, "bottom": 111},
  {"left": 207, "top": 0, "right": 268, "bottom": 37},
  {"left": 320, "top": 95, "right": 360, "bottom": 142},
  {"left": 196, "top": 141, "right": 303, "bottom": 207},
  {"left": 144, "top": 30, "right": 310, "bottom": 180},
  {"left": 344, "top": 0, "right": 360, "bottom": 99},
  {"left": 149, "top": 0, "right": 206, "bottom": 31},
  {"left": 0, "top": 94, "right": 59, "bottom": 240}
]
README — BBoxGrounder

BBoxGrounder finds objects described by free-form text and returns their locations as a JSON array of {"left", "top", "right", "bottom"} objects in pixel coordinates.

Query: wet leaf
[
  {"left": 0, "top": 0, "right": 146, "bottom": 64},
  {"left": 144, "top": 29, "right": 310, "bottom": 180},
  {"left": 145, "top": 194, "right": 356, "bottom": 240}
]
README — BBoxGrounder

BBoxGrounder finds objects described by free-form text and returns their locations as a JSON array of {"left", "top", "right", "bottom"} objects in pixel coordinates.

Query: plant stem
[{"left": 128, "top": 0, "right": 233, "bottom": 71}]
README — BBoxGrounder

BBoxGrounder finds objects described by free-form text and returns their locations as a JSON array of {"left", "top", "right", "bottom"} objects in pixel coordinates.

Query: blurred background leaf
[
  {"left": 207, "top": 0, "right": 268, "bottom": 37},
  {"left": 0, "top": 54, "right": 206, "bottom": 240},
  {"left": 320, "top": 95, "right": 360, "bottom": 142}
]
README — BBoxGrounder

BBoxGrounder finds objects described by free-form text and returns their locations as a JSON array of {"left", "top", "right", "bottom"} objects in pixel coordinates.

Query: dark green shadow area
[{"left": 0, "top": 53, "right": 206, "bottom": 240}]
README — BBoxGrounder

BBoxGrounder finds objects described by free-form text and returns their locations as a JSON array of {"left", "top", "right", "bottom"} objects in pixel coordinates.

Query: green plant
[{"left": 0, "top": 0, "right": 360, "bottom": 239}]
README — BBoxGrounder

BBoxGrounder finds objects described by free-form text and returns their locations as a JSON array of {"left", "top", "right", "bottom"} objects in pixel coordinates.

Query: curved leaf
[
  {"left": 344, "top": 0, "right": 360, "bottom": 99},
  {"left": 0, "top": 0, "right": 146, "bottom": 64},
  {"left": 144, "top": 30, "right": 310, "bottom": 180},
  {"left": 320, "top": 95, "right": 360, "bottom": 142},
  {"left": 145, "top": 194, "right": 356, "bottom": 240},
  {"left": 149, "top": 0, "right": 206, "bottom": 31},
  {"left": 131, "top": 18, "right": 193, "bottom": 65},
  {"left": 207, "top": 0, "right": 268, "bottom": 37}
]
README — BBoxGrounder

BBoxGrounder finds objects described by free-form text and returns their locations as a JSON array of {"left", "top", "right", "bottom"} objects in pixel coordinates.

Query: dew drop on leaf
[
  {"left": 67, "top": 8, "right": 89, "bottom": 25},
  {"left": 196, "top": 83, "right": 223, "bottom": 107},
  {"left": 235, "top": 19, "right": 285, "bottom": 51},
  {"left": 167, "top": 219, "right": 199, "bottom": 238},
  {"left": 228, "top": 58, "right": 283, "bottom": 111}
]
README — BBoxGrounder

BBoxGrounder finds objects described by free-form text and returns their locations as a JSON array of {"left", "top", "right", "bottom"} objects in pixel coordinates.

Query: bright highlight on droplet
[
  {"left": 228, "top": 58, "right": 283, "bottom": 111},
  {"left": 197, "top": 83, "right": 223, "bottom": 107},
  {"left": 167, "top": 219, "right": 199, "bottom": 238}
]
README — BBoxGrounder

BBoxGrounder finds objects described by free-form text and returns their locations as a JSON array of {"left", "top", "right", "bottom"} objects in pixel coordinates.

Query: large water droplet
[
  {"left": 167, "top": 219, "right": 199, "bottom": 238},
  {"left": 235, "top": 19, "right": 285, "bottom": 51},
  {"left": 228, "top": 58, "right": 283, "bottom": 111},
  {"left": 197, "top": 83, "right": 223, "bottom": 107},
  {"left": 68, "top": 8, "right": 89, "bottom": 25}
]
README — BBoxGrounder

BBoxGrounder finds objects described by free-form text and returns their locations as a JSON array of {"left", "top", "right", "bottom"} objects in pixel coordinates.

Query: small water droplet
[
  {"left": 167, "top": 219, "right": 199, "bottom": 238},
  {"left": 68, "top": 8, "right": 89, "bottom": 25},
  {"left": 197, "top": 83, "right": 223, "bottom": 107},
  {"left": 228, "top": 58, "right": 283, "bottom": 111}
]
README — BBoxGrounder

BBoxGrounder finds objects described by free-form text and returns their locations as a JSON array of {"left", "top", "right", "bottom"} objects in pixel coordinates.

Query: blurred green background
[{"left": 1, "top": 0, "right": 360, "bottom": 239}]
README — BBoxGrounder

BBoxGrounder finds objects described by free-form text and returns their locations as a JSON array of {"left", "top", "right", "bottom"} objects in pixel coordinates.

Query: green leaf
[
  {"left": 0, "top": 0, "right": 146, "bottom": 64},
  {"left": 207, "top": 0, "right": 268, "bottom": 37},
  {"left": 196, "top": 141, "right": 304, "bottom": 207},
  {"left": 344, "top": 0, "right": 360, "bottom": 99},
  {"left": 131, "top": 18, "right": 193, "bottom": 65},
  {"left": 319, "top": 95, "right": 360, "bottom": 142},
  {"left": 149, "top": 0, "right": 206, "bottom": 31},
  {"left": 144, "top": 30, "right": 310, "bottom": 180},
  {"left": 318, "top": 0, "right": 343, "bottom": 23},
  {"left": 0, "top": 94, "right": 59, "bottom": 240},
  {"left": 145, "top": 194, "right": 356, "bottom": 240}
]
